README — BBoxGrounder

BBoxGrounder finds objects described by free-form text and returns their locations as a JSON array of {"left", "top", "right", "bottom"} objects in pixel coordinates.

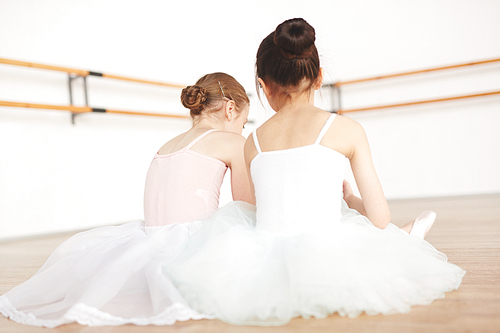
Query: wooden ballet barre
[
  {"left": 0, "top": 100, "right": 190, "bottom": 119},
  {"left": 0, "top": 58, "right": 186, "bottom": 88},
  {"left": 338, "top": 90, "right": 500, "bottom": 114},
  {"left": 326, "top": 57, "right": 500, "bottom": 87}
]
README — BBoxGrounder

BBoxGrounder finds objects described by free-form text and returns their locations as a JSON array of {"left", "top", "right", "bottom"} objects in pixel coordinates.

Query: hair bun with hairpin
[
  {"left": 181, "top": 85, "right": 207, "bottom": 115},
  {"left": 273, "top": 18, "right": 316, "bottom": 59}
]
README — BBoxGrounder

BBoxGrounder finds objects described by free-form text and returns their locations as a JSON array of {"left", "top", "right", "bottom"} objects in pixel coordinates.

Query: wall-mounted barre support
[
  {"left": 330, "top": 83, "right": 342, "bottom": 113},
  {"left": 0, "top": 57, "right": 188, "bottom": 123},
  {"left": 68, "top": 74, "right": 90, "bottom": 124},
  {"left": 67, "top": 74, "right": 89, "bottom": 106}
]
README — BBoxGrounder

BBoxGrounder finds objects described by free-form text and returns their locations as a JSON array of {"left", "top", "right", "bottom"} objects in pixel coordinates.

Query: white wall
[{"left": 1, "top": 0, "right": 499, "bottom": 239}]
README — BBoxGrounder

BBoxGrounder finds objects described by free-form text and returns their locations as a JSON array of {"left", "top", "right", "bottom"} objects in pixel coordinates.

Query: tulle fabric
[
  {"left": 163, "top": 201, "right": 465, "bottom": 326},
  {"left": 0, "top": 129, "right": 228, "bottom": 327},
  {"left": 0, "top": 221, "right": 213, "bottom": 327}
]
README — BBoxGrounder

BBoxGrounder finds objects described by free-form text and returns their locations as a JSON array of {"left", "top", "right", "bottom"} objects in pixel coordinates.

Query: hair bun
[
  {"left": 273, "top": 18, "right": 315, "bottom": 59},
  {"left": 181, "top": 85, "right": 207, "bottom": 115}
]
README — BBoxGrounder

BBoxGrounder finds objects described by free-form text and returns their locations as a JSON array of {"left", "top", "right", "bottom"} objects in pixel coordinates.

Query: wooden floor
[{"left": 1, "top": 194, "right": 499, "bottom": 333}]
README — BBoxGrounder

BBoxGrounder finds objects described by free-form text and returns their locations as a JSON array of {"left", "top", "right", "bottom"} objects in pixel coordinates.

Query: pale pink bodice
[{"left": 143, "top": 130, "right": 228, "bottom": 226}]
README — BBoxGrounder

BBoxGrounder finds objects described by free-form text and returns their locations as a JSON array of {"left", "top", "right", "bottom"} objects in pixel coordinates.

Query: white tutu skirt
[
  {"left": 0, "top": 220, "right": 213, "bottom": 327},
  {"left": 163, "top": 201, "right": 466, "bottom": 326}
]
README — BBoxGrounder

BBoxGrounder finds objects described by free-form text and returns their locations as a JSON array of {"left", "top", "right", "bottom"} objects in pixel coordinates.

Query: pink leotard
[{"left": 143, "top": 130, "right": 228, "bottom": 226}]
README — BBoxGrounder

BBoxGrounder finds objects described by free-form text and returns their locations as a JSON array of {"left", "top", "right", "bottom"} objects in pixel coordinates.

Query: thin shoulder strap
[
  {"left": 185, "top": 129, "right": 218, "bottom": 150},
  {"left": 252, "top": 130, "right": 262, "bottom": 154},
  {"left": 314, "top": 113, "right": 337, "bottom": 145}
]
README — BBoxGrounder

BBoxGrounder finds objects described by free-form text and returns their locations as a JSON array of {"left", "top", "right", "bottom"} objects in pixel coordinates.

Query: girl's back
[
  {"left": 144, "top": 130, "right": 228, "bottom": 226},
  {"left": 251, "top": 112, "right": 347, "bottom": 234}
]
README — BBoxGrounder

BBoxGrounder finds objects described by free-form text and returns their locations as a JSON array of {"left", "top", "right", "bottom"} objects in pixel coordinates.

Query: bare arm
[
  {"left": 342, "top": 180, "right": 367, "bottom": 216},
  {"left": 348, "top": 122, "right": 391, "bottom": 229},
  {"left": 227, "top": 135, "right": 254, "bottom": 204},
  {"left": 242, "top": 135, "right": 258, "bottom": 205}
]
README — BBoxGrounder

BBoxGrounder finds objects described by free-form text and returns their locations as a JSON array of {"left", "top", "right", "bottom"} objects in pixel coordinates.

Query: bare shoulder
[
  {"left": 331, "top": 114, "right": 367, "bottom": 140},
  {"left": 209, "top": 131, "right": 246, "bottom": 148},
  {"left": 205, "top": 131, "right": 246, "bottom": 166},
  {"left": 205, "top": 131, "right": 246, "bottom": 155},
  {"left": 334, "top": 114, "right": 363, "bottom": 130},
  {"left": 157, "top": 132, "right": 188, "bottom": 155},
  {"left": 322, "top": 114, "right": 368, "bottom": 159}
]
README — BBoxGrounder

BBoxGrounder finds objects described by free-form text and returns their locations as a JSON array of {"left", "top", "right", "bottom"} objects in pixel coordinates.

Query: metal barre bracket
[
  {"left": 88, "top": 71, "right": 103, "bottom": 77},
  {"left": 324, "top": 83, "right": 341, "bottom": 114},
  {"left": 68, "top": 74, "right": 89, "bottom": 124}
]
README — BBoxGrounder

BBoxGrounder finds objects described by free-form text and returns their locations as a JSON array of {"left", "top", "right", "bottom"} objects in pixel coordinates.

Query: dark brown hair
[
  {"left": 256, "top": 18, "right": 320, "bottom": 96},
  {"left": 181, "top": 72, "right": 249, "bottom": 119}
]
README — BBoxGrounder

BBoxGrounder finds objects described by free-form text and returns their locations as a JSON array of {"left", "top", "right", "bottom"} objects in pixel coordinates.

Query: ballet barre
[
  {"left": 338, "top": 91, "right": 500, "bottom": 114},
  {"left": 0, "top": 58, "right": 186, "bottom": 88},
  {"left": 324, "top": 57, "right": 500, "bottom": 114},
  {"left": 0, "top": 101, "right": 189, "bottom": 119},
  {"left": 0, "top": 57, "right": 188, "bottom": 123}
]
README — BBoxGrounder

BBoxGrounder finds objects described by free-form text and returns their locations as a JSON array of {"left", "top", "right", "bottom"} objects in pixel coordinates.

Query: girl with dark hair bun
[
  {"left": 0, "top": 72, "right": 253, "bottom": 327},
  {"left": 164, "top": 18, "right": 465, "bottom": 326},
  {"left": 256, "top": 18, "right": 320, "bottom": 98}
]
